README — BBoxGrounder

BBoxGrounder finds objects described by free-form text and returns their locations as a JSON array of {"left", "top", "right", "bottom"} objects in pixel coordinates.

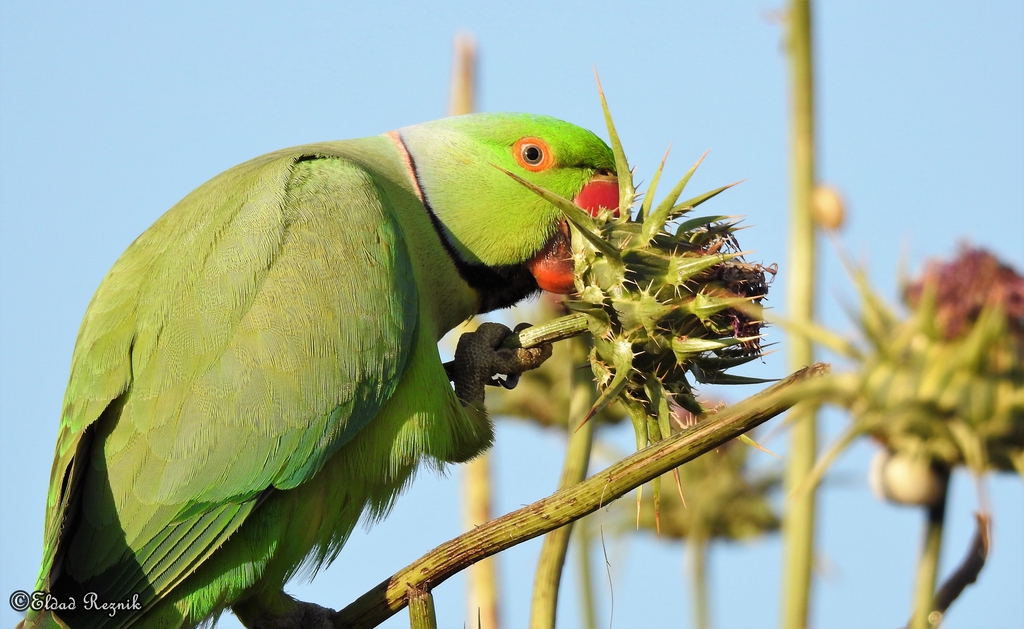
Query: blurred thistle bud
[
  {"left": 869, "top": 448, "right": 949, "bottom": 508},
  {"left": 812, "top": 184, "right": 845, "bottom": 231}
]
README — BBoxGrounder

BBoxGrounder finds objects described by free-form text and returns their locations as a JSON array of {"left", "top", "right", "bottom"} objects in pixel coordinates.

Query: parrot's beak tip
[
  {"left": 575, "top": 174, "right": 620, "bottom": 218},
  {"left": 525, "top": 172, "right": 620, "bottom": 295}
]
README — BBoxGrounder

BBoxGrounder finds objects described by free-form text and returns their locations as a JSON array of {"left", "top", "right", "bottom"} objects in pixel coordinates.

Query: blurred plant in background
[
  {"left": 812, "top": 247, "right": 1024, "bottom": 485},
  {"left": 786, "top": 245, "right": 1024, "bottom": 627},
  {"left": 629, "top": 421, "right": 781, "bottom": 629}
]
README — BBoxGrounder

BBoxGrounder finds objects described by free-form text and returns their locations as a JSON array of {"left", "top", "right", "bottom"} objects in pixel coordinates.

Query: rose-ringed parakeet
[{"left": 22, "top": 113, "right": 619, "bottom": 629}]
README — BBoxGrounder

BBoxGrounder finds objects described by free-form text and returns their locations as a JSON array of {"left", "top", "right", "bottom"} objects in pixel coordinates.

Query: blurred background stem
[
  {"left": 529, "top": 336, "right": 597, "bottom": 628},
  {"left": 687, "top": 530, "right": 711, "bottom": 629},
  {"left": 574, "top": 515, "right": 598, "bottom": 629},
  {"left": 781, "top": 0, "right": 820, "bottom": 628},
  {"left": 909, "top": 488, "right": 948, "bottom": 629},
  {"left": 448, "top": 32, "right": 503, "bottom": 629}
]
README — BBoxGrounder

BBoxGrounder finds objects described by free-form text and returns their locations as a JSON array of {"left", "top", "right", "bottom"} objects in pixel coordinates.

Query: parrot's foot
[
  {"left": 453, "top": 321, "right": 553, "bottom": 405},
  {"left": 233, "top": 596, "right": 336, "bottom": 629}
]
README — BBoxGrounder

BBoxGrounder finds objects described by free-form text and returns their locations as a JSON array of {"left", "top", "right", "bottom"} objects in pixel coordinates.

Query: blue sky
[{"left": 1, "top": 1, "right": 1021, "bottom": 627}]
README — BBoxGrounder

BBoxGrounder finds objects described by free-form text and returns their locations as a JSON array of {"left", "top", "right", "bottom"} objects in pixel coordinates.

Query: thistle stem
[
  {"left": 909, "top": 487, "right": 948, "bottom": 629},
  {"left": 407, "top": 586, "right": 438, "bottom": 629},
  {"left": 505, "top": 313, "right": 590, "bottom": 349},
  {"left": 931, "top": 512, "right": 990, "bottom": 618},
  {"left": 529, "top": 336, "right": 596, "bottom": 628},
  {"left": 333, "top": 364, "right": 829, "bottom": 627},
  {"left": 781, "top": 0, "right": 820, "bottom": 627}
]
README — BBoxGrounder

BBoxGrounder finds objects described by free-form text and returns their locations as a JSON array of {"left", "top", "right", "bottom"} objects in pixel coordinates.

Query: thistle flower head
[
  {"left": 904, "top": 246, "right": 1024, "bottom": 340},
  {"left": 507, "top": 92, "right": 773, "bottom": 453}
]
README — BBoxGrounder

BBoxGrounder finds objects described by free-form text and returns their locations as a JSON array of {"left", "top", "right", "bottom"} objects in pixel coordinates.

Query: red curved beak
[
  {"left": 527, "top": 174, "right": 620, "bottom": 294},
  {"left": 574, "top": 174, "right": 620, "bottom": 218}
]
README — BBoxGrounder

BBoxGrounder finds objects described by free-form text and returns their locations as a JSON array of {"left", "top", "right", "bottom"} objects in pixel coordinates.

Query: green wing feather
[{"left": 36, "top": 148, "right": 418, "bottom": 625}]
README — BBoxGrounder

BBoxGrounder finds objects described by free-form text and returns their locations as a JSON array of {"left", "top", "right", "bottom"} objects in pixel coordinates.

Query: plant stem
[
  {"left": 781, "top": 1, "right": 820, "bottom": 627},
  {"left": 529, "top": 337, "right": 596, "bottom": 628},
  {"left": 687, "top": 532, "right": 711, "bottom": 629},
  {"left": 333, "top": 364, "right": 829, "bottom": 628},
  {"left": 909, "top": 487, "right": 949, "bottom": 629},
  {"left": 407, "top": 585, "right": 438, "bottom": 629},
  {"left": 931, "top": 512, "right": 990, "bottom": 618},
  {"left": 505, "top": 313, "right": 590, "bottom": 349},
  {"left": 463, "top": 454, "right": 500, "bottom": 629},
  {"left": 447, "top": 32, "right": 476, "bottom": 117}
]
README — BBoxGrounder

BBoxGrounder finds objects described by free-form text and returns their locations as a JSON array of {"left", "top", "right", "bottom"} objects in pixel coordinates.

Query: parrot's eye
[
  {"left": 522, "top": 144, "right": 543, "bottom": 165},
  {"left": 513, "top": 137, "right": 554, "bottom": 172}
]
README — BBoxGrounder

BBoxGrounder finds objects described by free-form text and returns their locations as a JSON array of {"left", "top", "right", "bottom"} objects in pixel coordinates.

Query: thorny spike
[
  {"left": 594, "top": 69, "right": 634, "bottom": 213},
  {"left": 672, "top": 467, "right": 687, "bottom": 508},
  {"left": 641, "top": 150, "right": 710, "bottom": 244},
  {"left": 639, "top": 145, "right": 672, "bottom": 221},
  {"left": 675, "top": 180, "right": 744, "bottom": 213},
  {"left": 675, "top": 215, "right": 733, "bottom": 234},
  {"left": 580, "top": 355, "right": 631, "bottom": 427},
  {"left": 498, "top": 167, "right": 599, "bottom": 231},
  {"left": 737, "top": 433, "right": 781, "bottom": 459}
]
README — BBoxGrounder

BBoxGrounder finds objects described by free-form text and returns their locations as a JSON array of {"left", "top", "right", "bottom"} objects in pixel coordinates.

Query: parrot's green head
[{"left": 392, "top": 113, "right": 618, "bottom": 312}]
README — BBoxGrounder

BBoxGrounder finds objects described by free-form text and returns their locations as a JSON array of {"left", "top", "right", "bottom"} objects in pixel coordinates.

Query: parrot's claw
[
  {"left": 492, "top": 371, "right": 521, "bottom": 389},
  {"left": 454, "top": 322, "right": 552, "bottom": 405},
  {"left": 234, "top": 598, "right": 336, "bottom": 629}
]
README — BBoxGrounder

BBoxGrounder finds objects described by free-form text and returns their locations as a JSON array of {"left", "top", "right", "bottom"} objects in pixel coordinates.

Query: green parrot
[{"left": 22, "top": 113, "right": 619, "bottom": 629}]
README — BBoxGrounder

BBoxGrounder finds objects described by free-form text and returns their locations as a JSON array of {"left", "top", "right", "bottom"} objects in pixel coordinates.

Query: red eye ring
[{"left": 513, "top": 137, "right": 555, "bottom": 172}]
